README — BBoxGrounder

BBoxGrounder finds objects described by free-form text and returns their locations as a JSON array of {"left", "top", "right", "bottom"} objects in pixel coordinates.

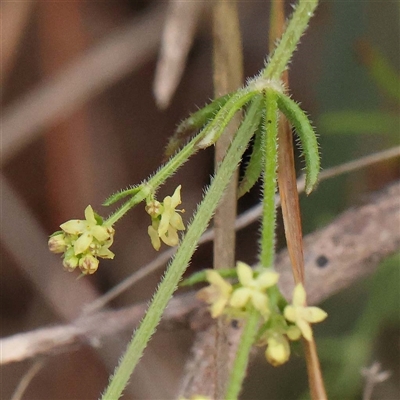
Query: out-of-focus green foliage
[{"left": 319, "top": 110, "right": 398, "bottom": 136}]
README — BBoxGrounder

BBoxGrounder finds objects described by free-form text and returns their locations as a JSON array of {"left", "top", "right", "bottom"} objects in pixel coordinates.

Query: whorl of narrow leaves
[
  {"left": 237, "top": 122, "right": 264, "bottom": 199},
  {"left": 165, "top": 94, "right": 232, "bottom": 157},
  {"left": 276, "top": 93, "right": 320, "bottom": 194}
]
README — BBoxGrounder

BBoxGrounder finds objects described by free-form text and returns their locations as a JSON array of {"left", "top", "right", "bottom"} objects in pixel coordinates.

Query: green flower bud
[
  {"left": 265, "top": 333, "right": 290, "bottom": 367},
  {"left": 63, "top": 254, "right": 79, "bottom": 272}
]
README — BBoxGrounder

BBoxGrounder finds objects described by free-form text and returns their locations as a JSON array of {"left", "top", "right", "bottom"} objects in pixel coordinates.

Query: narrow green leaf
[
  {"left": 260, "top": 90, "right": 279, "bottom": 268},
  {"left": 103, "top": 185, "right": 142, "bottom": 206},
  {"left": 165, "top": 94, "right": 232, "bottom": 157},
  {"left": 276, "top": 93, "right": 320, "bottom": 194},
  {"left": 237, "top": 122, "right": 264, "bottom": 199},
  {"left": 196, "top": 89, "right": 258, "bottom": 149}
]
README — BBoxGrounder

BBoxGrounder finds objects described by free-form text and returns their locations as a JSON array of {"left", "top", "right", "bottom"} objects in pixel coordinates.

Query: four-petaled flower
[
  {"left": 284, "top": 283, "right": 327, "bottom": 341},
  {"left": 197, "top": 270, "right": 233, "bottom": 318},
  {"left": 60, "top": 205, "right": 113, "bottom": 256},
  {"left": 229, "top": 262, "right": 279, "bottom": 318},
  {"left": 146, "top": 185, "right": 185, "bottom": 251}
]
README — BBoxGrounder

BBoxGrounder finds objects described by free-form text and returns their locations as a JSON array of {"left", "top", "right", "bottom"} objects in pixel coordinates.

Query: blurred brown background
[{"left": 1, "top": 1, "right": 399, "bottom": 399}]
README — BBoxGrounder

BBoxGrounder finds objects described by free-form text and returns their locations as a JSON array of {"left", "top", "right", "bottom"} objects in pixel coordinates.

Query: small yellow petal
[
  {"left": 84, "top": 205, "right": 97, "bottom": 225},
  {"left": 205, "top": 270, "right": 232, "bottom": 295},
  {"left": 302, "top": 307, "right": 328, "bottom": 323},
  {"left": 292, "top": 283, "right": 307, "bottom": 306},
  {"left": 158, "top": 211, "right": 171, "bottom": 237},
  {"left": 161, "top": 226, "right": 179, "bottom": 247},
  {"left": 74, "top": 232, "right": 92, "bottom": 255},
  {"left": 170, "top": 185, "right": 182, "bottom": 208},
  {"left": 91, "top": 225, "right": 110, "bottom": 242},
  {"left": 297, "top": 319, "right": 313, "bottom": 341},
  {"left": 211, "top": 298, "right": 228, "bottom": 318},
  {"left": 170, "top": 212, "right": 185, "bottom": 231},
  {"left": 256, "top": 271, "right": 279, "bottom": 289},
  {"left": 98, "top": 248, "right": 115, "bottom": 259},
  {"left": 236, "top": 262, "right": 253, "bottom": 286},
  {"left": 60, "top": 219, "right": 84, "bottom": 235},
  {"left": 283, "top": 305, "right": 296, "bottom": 322},
  {"left": 230, "top": 287, "right": 252, "bottom": 309},
  {"left": 251, "top": 291, "right": 269, "bottom": 317},
  {"left": 148, "top": 225, "right": 161, "bottom": 251}
]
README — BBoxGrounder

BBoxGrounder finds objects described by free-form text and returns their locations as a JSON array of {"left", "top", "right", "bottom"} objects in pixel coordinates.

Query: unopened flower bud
[
  {"left": 145, "top": 200, "right": 162, "bottom": 217},
  {"left": 79, "top": 254, "right": 99, "bottom": 275},
  {"left": 48, "top": 234, "right": 67, "bottom": 253},
  {"left": 265, "top": 333, "right": 290, "bottom": 366},
  {"left": 63, "top": 255, "right": 79, "bottom": 272},
  {"left": 286, "top": 325, "right": 302, "bottom": 341}
]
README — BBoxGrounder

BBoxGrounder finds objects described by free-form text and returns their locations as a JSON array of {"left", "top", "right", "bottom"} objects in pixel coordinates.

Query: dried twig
[
  {"left": 10, "top": 360, "right": 46, "bottom": 400},
  {"left": 153, "top": 1, "right": 206, "bottom": 109},
  {"left": 362, "top": 362, "right": 392, "bottom": 400},
  {"left": 212, "top": 1, "right": 244, "bottom": 397},
  {"left": 277, "top": 181, "right": 400, "bottom": 304},
  {"left": 1, "top": 293, "right": 202, "bottom": 365}
]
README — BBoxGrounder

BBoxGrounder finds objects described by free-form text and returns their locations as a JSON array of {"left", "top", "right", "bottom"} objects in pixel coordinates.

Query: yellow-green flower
[
  {"left": 265, "top": 332, "right": 291, "bottom": 366},
  {"left": 197, "top": 270, "right": 233, "bottom": 318},
  {"left": 146, "top": 186, "right": 185, "bottom": 251},
  {"left": 229, "top": 262, "right": 279, "bottom": 318},
  {"left": 284, "top": 283, "right": 327, "bottom": 341},
  {"left": 60, "top": 205, "right": 113, "bottom": 256},
  {"left": 89, "top": 235, "right": 115, "bottom": 260}
]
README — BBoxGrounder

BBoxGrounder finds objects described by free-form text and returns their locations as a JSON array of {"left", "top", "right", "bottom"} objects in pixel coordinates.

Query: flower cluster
[
  {"left": 197, "top": 262, "right": 327, "bottom": 366},
  {"left": 48, "top": 205, "right": 115, "bottom": 275},
  {"left": 198, "top": 262, "right": 279, "bottom": 319},
  {"left": 146, "top": 185, "right": 185, "bottom": 251}
]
